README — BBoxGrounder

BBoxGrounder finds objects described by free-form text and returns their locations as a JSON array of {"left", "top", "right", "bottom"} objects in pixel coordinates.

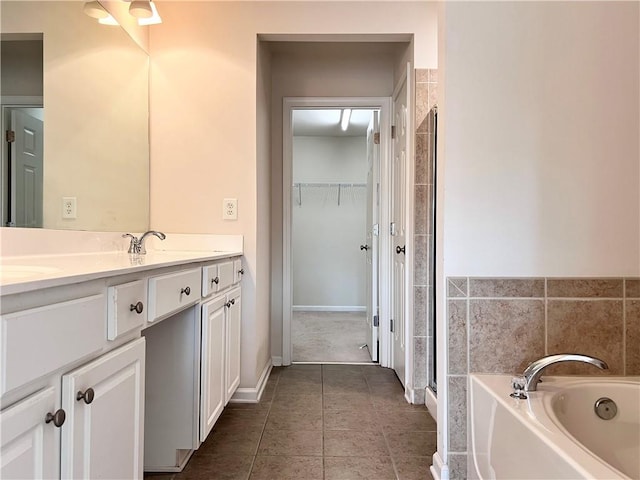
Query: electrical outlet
[
  {"left": 223, "top": 198, "right": 237, "bottom": 220},
  {"left": 62, "top": 197, "right": 77, "bottom": 219}
]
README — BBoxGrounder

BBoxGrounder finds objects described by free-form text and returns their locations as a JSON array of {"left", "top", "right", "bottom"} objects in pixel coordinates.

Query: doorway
[
  {"left": 290, "top": 107, "right": 378, "bottom": 363},
  {"left": 282, "top": 97, "right": 392, "bottom": 367}
]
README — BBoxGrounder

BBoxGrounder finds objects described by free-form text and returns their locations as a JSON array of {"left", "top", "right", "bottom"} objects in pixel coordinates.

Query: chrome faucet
[
  {"left": 122, "top": 231, "right": 166, "bottom": 255},
  {"left": 511, "top": 354, "right": 608, "bottom": 398}
]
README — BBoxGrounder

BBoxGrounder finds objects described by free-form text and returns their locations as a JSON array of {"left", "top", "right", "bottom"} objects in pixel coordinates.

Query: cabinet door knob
[
  {"left": 230, "top": 298, "right": 235, "bottom": 305},
  {"left": 212, "top": 277, "right": 220, "bottom": 285},
  {"left": 238, "top": 268, "right": 244, "bottom": 275},
  {"left": 45, "top": 409, "right": 66, "bottom": 427},
  {"left": 360, "top": 245, "right": 369, "bottom": 251},
  {"left": 76, "top": 388, "right": 95, "bottom": 405},
  {"left": 181, "top": 286, "right": 191, "bottom": 296},
  {"left": 130, "top": 302, "right": 144, "bottom": 314},
  {"left": 225, "top": 301, "right": 232, "bottom": 308},
  {"left": 396, "top": 245, "right": 405, "bottom": 255}
]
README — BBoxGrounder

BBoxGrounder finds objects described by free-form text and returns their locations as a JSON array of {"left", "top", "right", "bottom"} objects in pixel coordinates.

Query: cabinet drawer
[
  {"left": 217, "top": 261, "right": 234, "bottom": 292},
  {"left": 233, "top": 258, "right": 243, "bottom": 284},
  {"left": 148, "top": 268, "right": 201, "bottom": 322},
  {"left": 1, "top": 294, "right": 106, "bottom": 396},
  {"left": 202, "top": 264, "right": 220, "bottom": 298},
  {"left": 107, "top": 280, "right": 147, "bottom": 341}
]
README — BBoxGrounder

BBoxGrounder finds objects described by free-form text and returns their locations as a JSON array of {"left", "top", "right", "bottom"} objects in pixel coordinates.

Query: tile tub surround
[
  {"left": 144, "top": 364, "right": 437, "bottom": 480},
  {"left": 445, "top": 276, "right": 640, "bottom": 479},
  {"left": 413, "top": 68, "right": 437, "bottom": 403}
]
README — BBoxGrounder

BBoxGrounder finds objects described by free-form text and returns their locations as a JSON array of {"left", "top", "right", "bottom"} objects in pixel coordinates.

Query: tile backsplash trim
[{"left": 445, "top": 276, "right": 640, "bottom": 480}]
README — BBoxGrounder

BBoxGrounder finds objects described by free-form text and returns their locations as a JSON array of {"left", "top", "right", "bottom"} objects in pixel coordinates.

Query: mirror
[{"left": 1, "top": 1, "right": 149, "bottom": 231}]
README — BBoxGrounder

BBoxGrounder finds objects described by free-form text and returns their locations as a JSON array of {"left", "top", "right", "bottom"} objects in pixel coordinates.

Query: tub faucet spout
[{"left": 521, "top": 354, "right": 608, "bottom": 392}]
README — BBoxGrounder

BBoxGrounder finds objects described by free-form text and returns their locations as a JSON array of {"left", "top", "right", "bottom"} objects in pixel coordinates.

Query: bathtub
[{"left": 468, "top": 374, "right": 640, "bottom": 480}]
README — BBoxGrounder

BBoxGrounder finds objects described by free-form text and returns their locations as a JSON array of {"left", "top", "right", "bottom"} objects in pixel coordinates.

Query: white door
[
  {"left": 364, "top": 111, "right": 380, "bottom": 362},
  {"left": 10, "top": 109, "right": 43, "bottom": 228},
  {"left": 225, "top": 287, "right": 242, "bottom": 404},
  {"left": 61, "top": 338, "right": 145, "bottom": 480},
  {"left": 391, "top": 70, "right": 410, "bottom": 386},
  {"left": 0, "top": 387, "right": 58, "bottom": 479},
  {"left": 200, "top": 295, "right": 226, "bottom": 441}
]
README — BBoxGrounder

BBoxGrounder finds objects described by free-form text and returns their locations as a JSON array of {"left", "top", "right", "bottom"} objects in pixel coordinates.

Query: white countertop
[{"left": 0, "top": 250, "right": 242, "bottom": 296}]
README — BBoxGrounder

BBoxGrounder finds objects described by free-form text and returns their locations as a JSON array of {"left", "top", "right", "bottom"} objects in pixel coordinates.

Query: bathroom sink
[{"left": 0, "top": 265, "right": 61, "bottom": 279}]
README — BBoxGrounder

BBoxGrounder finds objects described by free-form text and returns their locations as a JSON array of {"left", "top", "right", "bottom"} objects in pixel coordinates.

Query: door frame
[{"left": 282, "top": 96, "right": 392, "bottom": 367}]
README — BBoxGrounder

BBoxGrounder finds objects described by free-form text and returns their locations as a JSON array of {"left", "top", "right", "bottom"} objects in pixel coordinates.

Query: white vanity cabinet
[
  {"left": 0, "top": 387, "right": 58, "bottom": 479},
  {"left": 199, "top": 295, "right": 226, "bottom": 441},
  {"left": 1, "top": 249, "right": 244, "bottom": 478},
  {"left": 198, "top": 261, "right": 242, "bottom": 442},
  {"left": 60, "top": 338, "right": 145, "bottom": 479},
  {"left": 225, "top": 286, "right": 242, "bottom": 403}
]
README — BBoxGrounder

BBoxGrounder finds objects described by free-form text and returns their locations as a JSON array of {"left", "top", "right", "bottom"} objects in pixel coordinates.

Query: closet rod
[{"left": 291, "top": 182, "right": 366, "bottom": 187}]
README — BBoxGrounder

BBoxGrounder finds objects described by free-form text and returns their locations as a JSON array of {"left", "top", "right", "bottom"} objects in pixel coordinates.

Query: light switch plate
[{"left": 223, "top": 198, "right": 237, "bottom": 220}]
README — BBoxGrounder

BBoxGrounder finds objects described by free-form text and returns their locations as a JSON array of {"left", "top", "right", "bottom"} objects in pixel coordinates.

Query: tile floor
[
  {"left": 146, "top": 364, "right": 436, "bottom": 480},
  {"left": 292, "top": 312, "right": 372, "bottom": 363}
]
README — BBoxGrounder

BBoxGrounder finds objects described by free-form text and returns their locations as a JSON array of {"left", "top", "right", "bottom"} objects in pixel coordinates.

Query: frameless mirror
[{"left": 0, "top": 1, "right": 149, "bottom": 231}]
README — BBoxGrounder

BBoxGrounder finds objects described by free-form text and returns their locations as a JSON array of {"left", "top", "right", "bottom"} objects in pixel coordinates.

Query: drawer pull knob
[
  {"left": 130, "top": 302, "right": 144, "bottom": 314},
  {"left": 225, "top": 301, "right": 232, "bottom": 308},
  {"left": 45, "top": 409, "right": 66, "bottom": 428},
  {"left": 396, "top": 245, "right": 405, "bottom": 255},
  {"left": 181, "top": 286, "right": 191, "bottom": 296},
  {"left": 230, "top": 298, "right": 235, "bottom": 305},
  {"left": 238, "top": 268, "right": 244, "bottom": 275},
  {"left": 76, "top": 388, "right": 95, "bottom": 405},
  {"left": 212, "top": 277, "right": 220, "bottom": 285}
]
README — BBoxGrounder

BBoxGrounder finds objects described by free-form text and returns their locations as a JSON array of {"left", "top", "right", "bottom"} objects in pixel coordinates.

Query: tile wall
[
  {"left": 413, "top": 69, "right": 437, "bottom": 403},
  {"left": 446, "top": 277, "right": 640, "bottom": 479}
]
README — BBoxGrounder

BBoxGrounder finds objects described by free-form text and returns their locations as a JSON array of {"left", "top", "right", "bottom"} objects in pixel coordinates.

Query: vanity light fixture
[
  {"left": 137, "top": 1, "right": 162, "bottom": 25},
  {"left": 340, "top": 108, "right": 352, "bottom": 131},
  {"left": 129, "top": 0, "right": 153, "bottom": 19},
  {"left": 83, "top": 1, "right": 119, "bottom": 25}
]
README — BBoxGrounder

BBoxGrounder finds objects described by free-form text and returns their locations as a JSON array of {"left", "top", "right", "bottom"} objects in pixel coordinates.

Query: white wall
[
  {"left": 292, "top": 136, "right": 367, "bottom": 308},
  {"left": 149, "top": 1, "right": 436, "bottom": 387},
  {"left": 441, "top": 1, "right": 640, "bottom": 278}
]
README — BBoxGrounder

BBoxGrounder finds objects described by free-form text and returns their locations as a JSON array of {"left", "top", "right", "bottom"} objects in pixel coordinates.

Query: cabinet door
[
  {"left": 61, "top": 338, "right": 145, "bottom": 480},
  {"left": 0, "top": 387, "right": 58, "bottom": 479},
  {"left": 200, "top": 296, "right": 226, "bottom": 442},
  {"left": 225, "top": 287, "right": 241, "bottom": 404}
]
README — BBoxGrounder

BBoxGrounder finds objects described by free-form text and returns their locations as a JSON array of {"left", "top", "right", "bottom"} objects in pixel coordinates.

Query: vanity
[{"left": 0, "top": 232, "right": 244, "bottom": 478}]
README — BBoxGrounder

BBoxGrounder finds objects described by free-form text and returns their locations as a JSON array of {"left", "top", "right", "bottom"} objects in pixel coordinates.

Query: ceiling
[{"left": 292, "top": 108, "right": 377, "bottom": 137}]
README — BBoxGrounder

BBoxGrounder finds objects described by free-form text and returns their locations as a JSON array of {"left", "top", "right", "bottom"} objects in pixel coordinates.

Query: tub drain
[{"left": 594, "top": 397, "right": 617, "bottom": 420}]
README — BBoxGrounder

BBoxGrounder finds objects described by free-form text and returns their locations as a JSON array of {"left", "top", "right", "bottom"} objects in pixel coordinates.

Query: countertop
[{"left": 0, "top": 250, "right": 243, "bottom": 296}]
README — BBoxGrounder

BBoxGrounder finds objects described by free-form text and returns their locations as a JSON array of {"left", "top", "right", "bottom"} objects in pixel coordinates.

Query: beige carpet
[{"left": 292, "top": 311, "right": 374, "bottom": 363}]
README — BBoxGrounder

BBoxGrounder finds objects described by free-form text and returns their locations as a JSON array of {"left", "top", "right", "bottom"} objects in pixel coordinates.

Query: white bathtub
[{"left": 468, "top": 374, "right": 640, "bottom": 480}]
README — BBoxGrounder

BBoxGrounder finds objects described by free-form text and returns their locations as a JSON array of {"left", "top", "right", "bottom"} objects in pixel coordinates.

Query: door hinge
[
  {"left": 6, "top": 130, "right": 15, "bottom": 143},
  {"left": 373, "top": 132, "right": 380, "bottom": 145},
  {"left": 391, "top": 126, "right": 396, "bottom": 139},
  {"left": 372, "top": 223, "right": 379, "bottom": 236},
  {"left": 390, "top": 222, "right": 396, "bottom": 236},
  {"left": 373, "top": 315, "right": 379, "bottom": 327},
  {"left": 390, "top": 319, "right": 394, "bottom": 332}
]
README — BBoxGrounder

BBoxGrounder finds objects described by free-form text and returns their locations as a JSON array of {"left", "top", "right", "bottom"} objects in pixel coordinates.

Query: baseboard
[
  {"left": 431, "top": 451, "right": 447, "bottom": 480},
  {"left": 292, "top": 305, "right": 366, "bottom": 312},
  {"left": 425, "top": 386, "right": 437, "bottom": 421},
  {"left": 271, "top": 356, "right": 283, "bottom": 367},
  {"left": 229, "top": 359, "right": 272, "bottom": 403}
]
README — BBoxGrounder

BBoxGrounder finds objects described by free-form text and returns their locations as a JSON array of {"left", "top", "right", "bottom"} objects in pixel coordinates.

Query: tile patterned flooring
[{"left": 145, "top": 364, "right": 436, "bottom": 480}]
